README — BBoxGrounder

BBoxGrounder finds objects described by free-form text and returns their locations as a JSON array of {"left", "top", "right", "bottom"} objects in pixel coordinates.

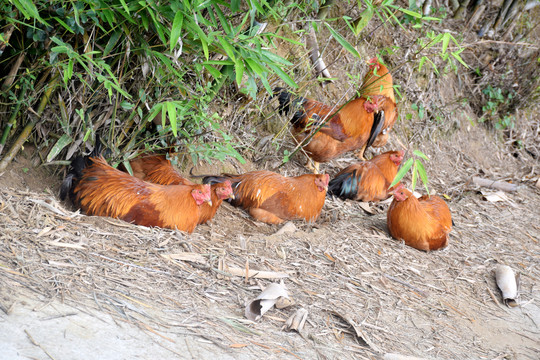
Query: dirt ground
[{"left": 1, "top": 109, "right": 539, "bottom": 360}]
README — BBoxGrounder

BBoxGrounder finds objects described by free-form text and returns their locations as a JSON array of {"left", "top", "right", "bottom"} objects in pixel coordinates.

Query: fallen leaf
[
  {"left": 245, "top": 283, "right": 289, "bottom": 321},
  {"left": 283, "top": 308, "right": 308, "bottom": 332}
]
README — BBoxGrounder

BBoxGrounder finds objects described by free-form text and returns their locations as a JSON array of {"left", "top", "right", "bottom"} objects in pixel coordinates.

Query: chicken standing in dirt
[
  {"left": 202, "top": 170, "right": 329, "bottom": 224},
  {"left": 387, "top": 184, "right": 452, "bottom": 251},
  {"left": 126, "top": 154, "right": 234, "bottom": 224},
  {"left": 60, "top": 155, "right": 212, "bottom": 233},
  {"left": 328, "top": 150, "right": 404, "bottom": 202},
  {"left": 274, "top": 57, "right": 397, "bottom": 173}
]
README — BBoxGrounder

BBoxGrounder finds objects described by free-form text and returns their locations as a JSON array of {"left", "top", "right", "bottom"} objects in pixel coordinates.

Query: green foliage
[
  {"left": 480, "top": 85, "right": 516, "bottom": 130},
  {"left": 390, "top": 150, "right": 430, "bottom": 194},
  {"left": 1, "top": 0, "right": 300, "bottom": 165}
]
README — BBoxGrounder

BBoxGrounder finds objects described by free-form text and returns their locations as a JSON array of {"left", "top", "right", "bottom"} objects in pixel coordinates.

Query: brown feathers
[
  {"left": 203, "top": 171, "right": 329, "bottom": 224},
  {"left": 274, "top": 58, "right": 397, "bottom": 167},
  {"left": 127, "top": 154, "right": 234, "bottom": 224},
  {"left": 387, "top": 185, "right": 452, "bottom": 251},
  {"left": 328, "top": 150, "right": 404, "bottom": 201},
  {"left": 72, "top": 156, "right": 211, "bottom": 232}
]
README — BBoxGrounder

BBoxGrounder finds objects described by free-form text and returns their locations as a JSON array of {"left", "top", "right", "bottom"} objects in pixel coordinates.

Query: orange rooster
[
  {"left": 328, "top": 150, "right": 404, "bottom": 202},
  {"left": 60, "top": 155, "right": 212, "bottom": 233},
  {"left": 358, "top": 57, "right": 397, "bottom": 151},
  {"left": 274, "top": 57, "right": 397, "bottom": 172},
  {"left": 386, "top": 184, "right": 452, "bottom": 251},
  {"left": 126, "top": 154, "right": 234, "bottom": 224},
  {"left": 202, "top": 171, "right": 329, "bottom": 224}
]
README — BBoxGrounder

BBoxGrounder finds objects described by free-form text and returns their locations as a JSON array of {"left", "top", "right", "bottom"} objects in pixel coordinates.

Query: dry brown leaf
[
  {"left": 245, "top": 283, "right": 289, "bottom": 321},
  {"left": 329, "top": 310, "right": 381, "bottom": 353},
  {"left": 283, "top": 308, "right": 308, "bottom": 332}
]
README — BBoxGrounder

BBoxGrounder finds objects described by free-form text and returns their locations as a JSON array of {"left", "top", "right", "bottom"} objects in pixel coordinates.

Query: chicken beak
[
  {"left": 207, "top": 199, "right": 213, "bottom": 206},
  {"left": 229, "top": 194, "right": 235, "bottom": 200},
  {"left": 324, "top": 185, "right": 328, "bottom": 192}
]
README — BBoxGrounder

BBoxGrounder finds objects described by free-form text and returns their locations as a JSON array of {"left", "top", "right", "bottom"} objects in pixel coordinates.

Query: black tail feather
[
  {"left": 327, "top": 170, "right": 359, "bottom": 200},
  {"left": 202, "top": 175, "right": 230, "bottom": 186},
  {"left": 365, "top": 110, "right": 385, "bottom": 150},
  {"left": 272, "top": 87, "right": 307, "bottom": 125},
  {"left": 59, "top": 135, "right": 102, "bottom": 201}
]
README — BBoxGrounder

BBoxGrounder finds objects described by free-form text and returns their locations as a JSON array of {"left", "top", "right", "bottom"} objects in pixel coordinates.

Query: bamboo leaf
[
  {"left": 268, "top": 64, "right": 297, "bottom": 89},
  {"left": 219, "top": 36, "right": 236, "bottom": 61},
  {"left": 167, "top": 102, "right": 178, "bottom": 137},
  {"left": 325, "top": 23, "right": 360, "bottom": 59},
  {"left": 451, "top": 51, "right": 469, "bottom": 68},
  {"left": 390, "top": 158, "right": 413, "bottom": 188},
  {"left": 203, "top": 64, "right": 222, "bottom": 80},
  {"left": 395, "top": 7, "right": 422, "bottom": 18},
  {"left": 122, "top": 160, "right": 133, "bottom": 176},
  {"left": 170, "top": 12, "right": 184, "bottom": 52},
  {"left": 234, "top": 60, "right": 244, "bottom": 86},
  {"left": 413, "top": 150, "right": 429, "bottom": 161},
  {"left": 47, "top": 134, "right": 73, "bottom": 162},
  {"left": 441, "top": 33, "right": 450, "bottom": 54},
  {"left": 52, "top": 17, "right": 74, "bottom": 33},
  {"left": 118, "top": 0, "right": 130, "bottom": 14},
  {"left": 411, "top": 161, "right": 418, "bottom": 191},
  {"left": 353, "top": 8, "right": 374, "bottom": 36},
  {"left": 104, "top": 31, "right": 122, "bottom": 56},
  {"left": 416, "top": 160, "right": 430, "bottom": 194}
]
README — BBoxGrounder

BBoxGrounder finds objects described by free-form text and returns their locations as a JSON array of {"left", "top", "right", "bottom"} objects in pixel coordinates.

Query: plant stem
[
  {"left": 0, "top": 72, "right": 60, "bottom": 172},
  {"left": 0, "top": 84, "right": 26, "bottom": 155}
]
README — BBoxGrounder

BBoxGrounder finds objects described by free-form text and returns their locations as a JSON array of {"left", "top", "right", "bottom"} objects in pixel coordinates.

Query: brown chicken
[
  {"left": 126, "top": 154, "right": 234, "bottom": 224},
  {"left": 202, "top": 171, "right": 329, "bottom": 224},
  {"left": 387, "top": 184, "right": 452, "bottom": 251},
  {"left": 274, "top": 58, "right": 397, "bottom": 172},
  {"left": 60, "top": 155, "right": 212, "bottom": 232},
  {"left": 358, "top": 57, "right": 398, "bottom": 151},
  {"left": 328, "top": 150, "right": 404, "bottom": 202}
]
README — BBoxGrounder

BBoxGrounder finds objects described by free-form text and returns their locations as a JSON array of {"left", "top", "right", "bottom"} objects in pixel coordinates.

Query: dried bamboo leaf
[{"left": 245, "top": 283, "right": 289, "bottom": 321}]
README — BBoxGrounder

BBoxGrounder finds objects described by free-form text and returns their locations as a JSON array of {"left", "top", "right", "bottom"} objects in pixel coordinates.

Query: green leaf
[
  {"left": 324, "top": 23, "right": 360, "bottom": 59},
  {"left": 219, "top": 36, "right": 236, "bottom": 61},
  {"left": 245, "top": 58, "right": 266, "bottom": 76},
  {"left": 47, "top": 134, "right": 73, "bottom": 162},
  {"left": 411, "top": 162, "right": 418, "bottom": 191},
  {"left": 268, "top": 64, "right": 297, "bottom": 89},
  {"left": 413, "top": 150, "right": 429, "bottom": 161},
  {"left": 451, "top": 51, "right": 469, "bottom": 68},
  {"left": 418, "top": 56, "right": 426, "bottom": 71},
  {"left": 396, "top": 7, "right": 423, "bottom": 18},
  {"left": 416, "top": 160, "right": 430, "bottom": 194},
  {"left": 441, "top": 33, "right": 450, "bottom": 54},
  {"left": 203, "top": 64, "right": 223, "bottom": 80},
  {"left": 53, "top": 17, "right": 74, "bottom": 33},
  {"left": 390, "top": 157, "right": 413, "bottom": 188},
  {"left": 258, "top": 49, "right": 293, "bottom": 66},
  {"left": 167, "top": 102, "right": 178, "bottom": 137},
  {"left": 122, "top": 160, "right": 134, "bottom": 175},
  {"left": 170, "top": 12, "right": 184, "bottom": 52},
  {"left": 234, "top": 60, "right": 244, "bottom": 86},
  {"left": 353, "top": 8, "right": 374, "bottom": 36},
  {"left": 83, "top": 128, "right": 92, "bottom": 142},
  {"left": 104, "top": 30, "right": 122, "bottom": 56},
  {"left": 119, "top": 0, "right": 130, "bottom": 14}
]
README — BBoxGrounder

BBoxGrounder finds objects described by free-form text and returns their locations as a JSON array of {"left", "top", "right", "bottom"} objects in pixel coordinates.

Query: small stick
[
  {"left": 384, "top": 274, "right": 428, "bottom": 298},
  {"left": 485, "top": 282, "right": 501, "bottom": 306},
  {"left": 25, "top": 329, "right": 57, "bottom": 360},
  {"left": 472, "top": 177, "right": 518, "bottom": 192}
]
